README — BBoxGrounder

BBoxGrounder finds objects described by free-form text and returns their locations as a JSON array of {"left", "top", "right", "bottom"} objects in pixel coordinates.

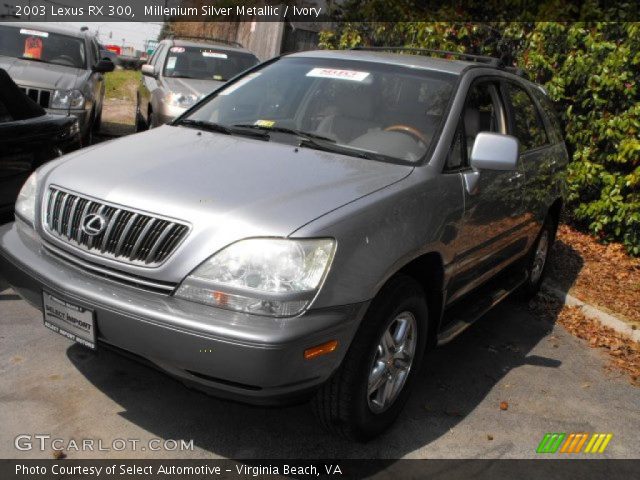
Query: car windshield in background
[
  {"left": 184, "top": 57, "right": 456, "bottom": 163},
  {"left": 163, "top": 46, "right": 258, "bottom": 81},
  {"left": 0, "top": 26, "right": 85, "bottom": 69}
]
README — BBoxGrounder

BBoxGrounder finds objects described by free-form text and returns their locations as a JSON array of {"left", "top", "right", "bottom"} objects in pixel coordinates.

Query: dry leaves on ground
[
  {"left": 529, "top": 294, "right": 640, "bottom": 387},
  {"left": 547, "top": 224, "right": 640, "bottom": 326}
]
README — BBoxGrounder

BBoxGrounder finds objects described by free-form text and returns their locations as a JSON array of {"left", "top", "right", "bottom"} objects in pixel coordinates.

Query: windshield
[
  {"left": 184, "top": 57, "right": 456, "bottom": 163},
  {"left": 0, "top": 25, "right": 86, "bottom": 69},
  {"left": 163, "top": 46, "right": 259, "bottom": 81}
]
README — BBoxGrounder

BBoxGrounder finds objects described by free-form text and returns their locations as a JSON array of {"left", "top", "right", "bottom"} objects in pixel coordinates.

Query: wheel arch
[{"left": 369, "top": 251, "right": 445, "bottom": 350}]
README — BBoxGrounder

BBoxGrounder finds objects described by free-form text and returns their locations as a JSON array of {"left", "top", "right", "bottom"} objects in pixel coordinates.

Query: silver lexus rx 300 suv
[{"left": 0, "top": 49, "right": 568, "bottom": 440}]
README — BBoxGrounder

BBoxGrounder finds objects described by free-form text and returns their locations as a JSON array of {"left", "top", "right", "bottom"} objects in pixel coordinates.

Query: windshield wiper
[
  {"left": 232, "top": 123, "right": 387, "bottom": 160},
  {"left": 297, "top": 138, "right": 388, "bottom": 162},
  {"left": 232, "top": 124, "right": 337, "bottom": 143},
  {"left": 175, "top": 118, "right": 233, "bottom": 134},
  {"left": 175, "top": 119, "right": 269, "bottom": 139}
]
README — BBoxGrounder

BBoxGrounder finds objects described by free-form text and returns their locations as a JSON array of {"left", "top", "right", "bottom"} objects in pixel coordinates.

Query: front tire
[
  {"left": 92, "top": 106, "right": 102, "bottom": 132},
  {"left": 135, "top": 100, "right": 148, "bottom": 132},
  {"left": 313, "top": 275, "right": 428, "bottom": 441}
]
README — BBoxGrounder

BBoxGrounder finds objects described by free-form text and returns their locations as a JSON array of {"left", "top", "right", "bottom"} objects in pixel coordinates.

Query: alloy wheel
[
  {"left": 530, "top": 230, "right": 549, "bottom": 285},
  {"left": 367, "top": 311, "right": 418, "bottom": 413}
]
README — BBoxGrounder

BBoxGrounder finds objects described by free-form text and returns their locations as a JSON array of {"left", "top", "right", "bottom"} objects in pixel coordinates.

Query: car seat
[{"left": 316, "top": 84, "right": 377, "bottom": 143}]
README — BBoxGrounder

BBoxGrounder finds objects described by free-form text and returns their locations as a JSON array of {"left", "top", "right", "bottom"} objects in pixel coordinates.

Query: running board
[{"left": 437, "top": 269, "right": 527, "bottom": 346}]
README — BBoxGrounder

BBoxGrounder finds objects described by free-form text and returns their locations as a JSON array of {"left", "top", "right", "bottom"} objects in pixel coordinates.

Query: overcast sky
[{"left": 63, "top": 22, "right": 163, "bottom": 51}]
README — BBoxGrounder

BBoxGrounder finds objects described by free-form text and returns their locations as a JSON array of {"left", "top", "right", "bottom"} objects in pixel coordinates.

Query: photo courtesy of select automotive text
[{"left": 0, "top": 0, "right": 638, "bottom": 479}]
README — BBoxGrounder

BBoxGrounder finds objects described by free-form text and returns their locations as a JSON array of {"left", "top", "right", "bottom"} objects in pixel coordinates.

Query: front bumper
[
  {"left": 45, "top": 108, "right": 90, "bottom": 133},
  {"left": 0, "top": 222, "right": 366, "bottom": 405}
]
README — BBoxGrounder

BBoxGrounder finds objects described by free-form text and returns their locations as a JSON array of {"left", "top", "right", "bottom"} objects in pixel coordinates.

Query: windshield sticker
[
  {"left": 202, "top": 51, "right": 228, "bottom": 59},
  {"left": 170, "top": 47, "right": 185, "bottom": 53},
  {"left": 166, "top": 57, "right": 177, "bottom": 69},
  {"left": 219, "top": 72, "right": 261, "bottom": 95},
  {"left": 306, "top": 68, "right": 370, "bottom": 82},
  {"left": 213, "top": 74, "right": 223, "bottom": 81},
  {"left": 19, "top": 28, "right": 49, "bottom": 38},
  {"left": 254, "top": 119, "right": 275, "bottom": 127},
  {"left": 23, "top": 37, "right": 43, "bottom": 59}
]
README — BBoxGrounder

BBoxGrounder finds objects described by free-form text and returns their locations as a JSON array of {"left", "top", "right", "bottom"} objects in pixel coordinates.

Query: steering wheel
[{"left": 384, "top": 124, "right": 430, "bottom": 145}]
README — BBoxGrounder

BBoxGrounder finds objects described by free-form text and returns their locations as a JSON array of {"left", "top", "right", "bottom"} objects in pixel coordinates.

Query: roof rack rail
[
  {"left": 167, "top": 35, "right": 243, "bottom": 48},
  {"left": 350, "top": 46, "right": 528, "bottom": 78}
]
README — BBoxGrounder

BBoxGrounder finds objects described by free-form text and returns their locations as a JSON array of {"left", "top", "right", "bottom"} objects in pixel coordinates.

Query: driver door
[{"left": 448, "top": 79, "right": 527, "bottom": 303}]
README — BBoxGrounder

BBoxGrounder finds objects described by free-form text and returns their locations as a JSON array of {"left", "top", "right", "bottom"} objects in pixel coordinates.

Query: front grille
[
  {"left": 18, "top": 86, "right": 51, "bottom": 108},
  {"left": 44, "top": 187, "right": 189, "bottom": 266}
]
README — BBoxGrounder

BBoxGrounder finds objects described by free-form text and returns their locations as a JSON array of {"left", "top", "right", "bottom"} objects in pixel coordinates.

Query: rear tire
[
  {"left": 517, "top": 216, "right": 557, "bottom": 300},
  {"left": 312, "top": 275, "right": 428, "bottom": 441},
  {"left": 135, "top": 111, "right": 147, "bottom": 132}
]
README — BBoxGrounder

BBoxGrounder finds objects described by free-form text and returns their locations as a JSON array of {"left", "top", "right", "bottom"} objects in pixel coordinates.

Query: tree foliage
[{"left": 320, "top": 21, "right": 640, "bottom": 254}]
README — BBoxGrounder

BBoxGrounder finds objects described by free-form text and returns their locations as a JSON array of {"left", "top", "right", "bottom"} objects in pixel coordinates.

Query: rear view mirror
[
  {"left": 141, "top": 64, "right": 157, "bottom": 78},
  {"left": 93, "top": 59, "right": 115, "bottom": 73},
  {"left": 470, "top": 132, "right": 519, "bottom": 171}
]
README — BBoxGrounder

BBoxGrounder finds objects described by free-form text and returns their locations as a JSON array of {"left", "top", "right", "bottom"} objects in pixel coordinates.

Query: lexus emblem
[{"left": 81, "top": 213, "right": 107, "bottom": 236}]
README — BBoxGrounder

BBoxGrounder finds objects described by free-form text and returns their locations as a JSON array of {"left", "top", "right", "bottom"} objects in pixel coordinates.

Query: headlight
[
  {"left": 162, "top": 92, "right": 198, "bottom": 108},
  {"left": 15, "top": 171, "right": 38, "bottom": 226},
  {"left": 175, "top": 238, "right": 336, "bottom": 317},
  {"left": 51, "top": 89, "right": 85, "bottom": 109}
]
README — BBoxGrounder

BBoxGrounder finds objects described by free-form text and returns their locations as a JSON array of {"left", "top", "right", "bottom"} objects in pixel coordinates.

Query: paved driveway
[{"left": 0, "top": 275, "right": 638, "bottom": 460}]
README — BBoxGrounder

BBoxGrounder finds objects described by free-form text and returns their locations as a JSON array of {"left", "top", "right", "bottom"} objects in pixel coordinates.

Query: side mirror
[
  {"left": 93, "top": 58, "right": 115, "bottom": 73},
  {"left": 141, "top": 64, "right": 157, "bottom": 78},
  {"left": 469, "top": 132, "right": 519, "bottom": 171}
]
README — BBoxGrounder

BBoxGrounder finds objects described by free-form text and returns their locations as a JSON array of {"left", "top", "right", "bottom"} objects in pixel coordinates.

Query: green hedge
[{"left": 319, "top": 22, "right": 640, "bottom": 254}]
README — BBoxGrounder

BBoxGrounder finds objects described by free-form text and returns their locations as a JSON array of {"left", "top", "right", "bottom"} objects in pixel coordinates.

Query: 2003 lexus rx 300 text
[{"left": 0, "top": 49, "right": 568, "bottom": 440}]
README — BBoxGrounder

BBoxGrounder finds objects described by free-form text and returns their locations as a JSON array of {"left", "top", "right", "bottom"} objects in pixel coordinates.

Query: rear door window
[
  {"left": 504, "top": 82, "right": 549, "bottom": 151},
  {"left": 531, "top": 87, "right": 563, "bottom": 143}
]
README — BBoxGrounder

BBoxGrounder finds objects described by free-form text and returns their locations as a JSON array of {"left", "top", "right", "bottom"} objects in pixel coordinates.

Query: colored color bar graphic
[
  {"left": 584, "top": 433, "right": 613, "bottom": 453},
  {"left": 537, "top": 433, "right": 613, "bottom": 454},
  {"left": 536, "top": 433, "right": 566, "bottom": 453}
]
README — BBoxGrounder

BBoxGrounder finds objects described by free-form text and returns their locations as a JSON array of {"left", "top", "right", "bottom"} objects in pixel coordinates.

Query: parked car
[
  {"left": 0, "top": 22, "right": 114, "bottom": 146},
  {"left": 136, "top": 37, "right": 259, "bottom": 130},
  {"left": 0, "top": 49, "right": 568, "bottom": 440},
  {"left": 0, "top": 68, "right": 80, "bottom": 220},
  {"left": 98, "top": 44, "right": 120, "bottom": 67}
]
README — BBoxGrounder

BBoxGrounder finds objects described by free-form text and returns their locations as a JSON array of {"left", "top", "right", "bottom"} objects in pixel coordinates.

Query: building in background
[{"left": 165, "top": 21, "right": 326, "bottom": 61}]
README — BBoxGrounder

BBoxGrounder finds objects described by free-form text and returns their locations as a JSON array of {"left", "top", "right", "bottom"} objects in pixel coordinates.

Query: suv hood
[
  {"left": 44, "top": 125, "right": 413, "bottom": 279},
  {"left": 162, "top": 77, "right": 224, "bottom": 98},
  {"left": 0, "top": 56, "right": 85, "bottom": 90}
]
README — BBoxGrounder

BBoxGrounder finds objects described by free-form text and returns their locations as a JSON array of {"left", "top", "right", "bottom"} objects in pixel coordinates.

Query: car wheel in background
[
  {"left": 148, "top": 110, "right": 157, "bottom": 129},
  {"left": 135, "top": 101, "right": 148, "bottom": 132},
  {"left": 312, "top": 275, "right": 429, "bottom": 441},
  {"left": 517, "top": 216, "right": 557, "bottom": 300},
  {"left": 92, "top": 106, "right": 102, "bottom": 132},
  {"left": 81, "top": 113, "right": 94, "bottom": 147}
]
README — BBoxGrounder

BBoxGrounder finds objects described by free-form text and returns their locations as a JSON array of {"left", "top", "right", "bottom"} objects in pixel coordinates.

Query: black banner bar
[
  {"left": 1, "top": 0, "right": 639, "bottom": 23},
  {"left": 2, "top": 459, "right": 640, "bottom": 480}
]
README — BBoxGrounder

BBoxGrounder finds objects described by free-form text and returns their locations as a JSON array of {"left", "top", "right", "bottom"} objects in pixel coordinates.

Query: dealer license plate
[{"left": 43, "top": 292, "right": 96, "bottom": 350}]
